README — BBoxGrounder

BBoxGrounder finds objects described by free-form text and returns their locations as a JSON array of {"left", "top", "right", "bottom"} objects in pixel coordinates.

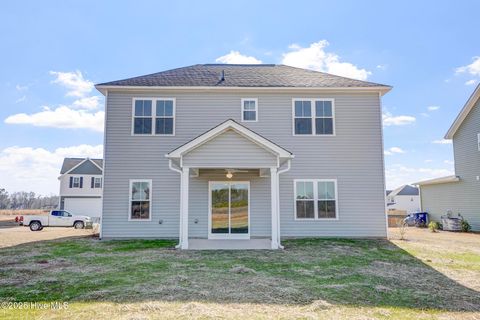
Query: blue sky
[{"left": 1, "top": 0, "right": 479, "bottom": 194}]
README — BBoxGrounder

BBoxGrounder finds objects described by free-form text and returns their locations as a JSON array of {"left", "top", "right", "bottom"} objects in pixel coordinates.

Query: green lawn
[{"left": 0, "top": 234, "right": 479, "bottom": 319}]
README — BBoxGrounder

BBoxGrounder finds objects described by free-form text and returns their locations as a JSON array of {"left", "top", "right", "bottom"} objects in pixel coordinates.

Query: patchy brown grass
[{"left": 0, "top": 228, "right": 479, "bottom": 319}]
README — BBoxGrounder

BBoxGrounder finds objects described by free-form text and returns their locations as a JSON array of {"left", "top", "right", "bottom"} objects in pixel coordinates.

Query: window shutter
[
  {"left": 91, "top": 177, "right": 95, "bottom": 188},
  {"left": 80, "top": 177, "right": 83, "bottom": 188},
  {"left": 478, "top": 133, "right": 480, "bottom": 151},
  {"left": 69, "top": 177, "right": 73, "bottom": 188}
]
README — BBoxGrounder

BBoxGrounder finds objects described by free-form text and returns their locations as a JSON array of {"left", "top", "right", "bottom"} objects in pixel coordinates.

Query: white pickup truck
[{"left": 23, "top": 210, "right": 93, "bottom": 231}]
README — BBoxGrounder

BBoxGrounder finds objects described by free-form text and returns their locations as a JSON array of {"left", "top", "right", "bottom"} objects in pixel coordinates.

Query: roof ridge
[{"left": 277, "top": 64, "right": 390, "bottom": 87}]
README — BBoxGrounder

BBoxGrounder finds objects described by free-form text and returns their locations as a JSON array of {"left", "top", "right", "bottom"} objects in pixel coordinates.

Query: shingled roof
[
  {"left": 60, "top": 158, "right": 103, "bottom": 174},
  {"left": 96, "top": 64, "right": 390, "bottom": 89}
]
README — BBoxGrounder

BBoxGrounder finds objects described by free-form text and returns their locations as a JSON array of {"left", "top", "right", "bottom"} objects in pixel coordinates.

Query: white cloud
[
  {"left": 427, "top": 106, "right": 440, "bottom": 111},
  {"left": 384, "top": 147, "right": 405, "bottom": 156},
  {"left": 215, "top": 51, "right": 262, "bottom": 64},
  {"left": 432, "top": 139, "right": 452, "bottom": 144},
  {"left": 0, "top": 144, "right": 103, "bottom": 194},
  {"left": 72, "top": 96, "right": 101, "bottom": 110},
  {"left": 16, "top": 84, "right": 28, "bottom": 91},
  {"left": 5, "top": 106, "right": 104, "bottom": 132},
  {"left": 15, "top": 95, "right": 26, "bottom": 103},
  {"left": 376, "top": 64, "right": 387, "bottom": 70},
  {"left": 424, "top": 159, "right": 433, "bottom": 163},
  {"left": 443, "top": 160, "right": 454, "bottom": 165},
  {"left": 382, "top": 111, "right": 416, "bottom": 126},
  {"left": 465, "top": 79, "right": 477, "bottom": 86},
  {"left": 420, "top": 112, "right": 430, "bottom": 118},
  {"left": 6, "top": 71, "right": 103, "bottom": 131},
  {"left": 385, "top": 164, "right": 454, "bottom": 189},
  {"left": 456, "top": 56, "right": 480, "bottom": 76},
  {"left": 281, "top": 40, "right": 371, "bottom": 80},
  {"left": 49, "top": 70, "right": 94, "bottom": 97}
]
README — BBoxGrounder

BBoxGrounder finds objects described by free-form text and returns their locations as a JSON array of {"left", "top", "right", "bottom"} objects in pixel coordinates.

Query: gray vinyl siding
[
  {"left": 69, "top": 161, "right": 102, "bottom": 175},
  {"left": 420, "top": 99, "right": 480, "bottom": 230},
  {"left": 183, "top": 130, "right": 277, "bottom": 168},
  {"left": 102, "top": 90, "right": 386, "bottom": 238}
]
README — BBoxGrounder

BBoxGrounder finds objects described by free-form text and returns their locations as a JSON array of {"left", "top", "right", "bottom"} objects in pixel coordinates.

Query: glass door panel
[
  {"left": 211, "top": 183, "right": 229, "bottom": 234},
  {"left": 210, "top": 182, "right": 249, "bottom": 237},
  {"left": 230, "top": 183, "right": 249, "bottom": 234}
]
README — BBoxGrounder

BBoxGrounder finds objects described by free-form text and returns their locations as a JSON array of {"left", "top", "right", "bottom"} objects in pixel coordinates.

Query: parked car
[
  {"left": 22, "top": 210, "right": 92, "bottom": 231},
  {"left": 403, "top": 212, "right": 429, "bottom": 228}
]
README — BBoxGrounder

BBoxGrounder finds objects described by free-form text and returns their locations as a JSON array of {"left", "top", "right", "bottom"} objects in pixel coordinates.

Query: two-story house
[
  {"left": 386, "top": 185, "right": 420, "bottom": 214},
  {"left": 95, "top": 64, "right": 391, "bottom": 249},
  {"left": 58, "top": 158, "right": 103, "bottom": 222},
  {"left": 416, "top": 84, "right": 480, "bottom": 230}
]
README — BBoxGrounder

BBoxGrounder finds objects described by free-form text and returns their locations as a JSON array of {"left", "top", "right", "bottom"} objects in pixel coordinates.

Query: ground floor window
[
  {"left": 295, "top": 179, "right": 338, "bottom": 220},
  {"left": 129, "top": 179, "right": 152, "bottom": 220}
]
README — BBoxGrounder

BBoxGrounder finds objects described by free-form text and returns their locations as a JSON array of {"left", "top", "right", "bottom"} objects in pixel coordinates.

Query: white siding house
[
  {"left": 58, "top": 158, "right": 103, "bottom": 221},
  {"left": 386, "top": 185, "right": 420, "bottom": 213},
  {"left": 95, "top": 64, "right": 392, "bottom": 249}
]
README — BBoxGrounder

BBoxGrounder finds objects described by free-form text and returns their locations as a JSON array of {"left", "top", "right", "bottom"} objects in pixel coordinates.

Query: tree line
[{"left": 0, "top": 188, "right": 58, "bottom": 210}]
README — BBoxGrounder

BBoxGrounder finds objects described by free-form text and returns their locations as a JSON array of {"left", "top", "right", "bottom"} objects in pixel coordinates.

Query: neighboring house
[
  {"left": 95, "top": 64, "right": 391, "bottom": 249},
  {"left": 59, "top": 158, "right": 103, "bottom": 221},
  {"left": 385, "top": 185, "right": 420, "bottom": 213},
  {"left": 415, "top": 84, "right": 480, "bottom": 230}
]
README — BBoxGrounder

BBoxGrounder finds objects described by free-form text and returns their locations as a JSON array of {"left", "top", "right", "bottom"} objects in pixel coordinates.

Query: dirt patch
[{"left": 0, "top": 225, "right": 95, "bottom": 248}]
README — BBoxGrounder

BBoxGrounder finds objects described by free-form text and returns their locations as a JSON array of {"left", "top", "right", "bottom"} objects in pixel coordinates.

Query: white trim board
[
  {"left": 95, "top": 85, "right": 392, "bottom": 96},
  {"left": 445, "top": 84, "right": 480, "bottom": 139}
]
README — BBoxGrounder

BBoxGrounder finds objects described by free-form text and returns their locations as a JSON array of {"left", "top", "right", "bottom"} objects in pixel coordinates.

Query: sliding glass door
[{"left": 210, "top": 181, "right": 249, "bottom": 239}]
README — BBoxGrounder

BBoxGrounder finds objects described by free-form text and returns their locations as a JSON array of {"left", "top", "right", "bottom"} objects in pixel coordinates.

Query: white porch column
[
  {"left": 180, "top": 167, "right": 190, "bottom": 249},
  {"left": 270, "top": 167, "right": 279, "bottom": 249}
]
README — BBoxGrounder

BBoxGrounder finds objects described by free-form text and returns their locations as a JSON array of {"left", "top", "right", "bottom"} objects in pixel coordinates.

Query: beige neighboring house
[
  {"left": 58, "top": 158, "right": 103, "bottom": 222},
  {"left": 415, "top": 84, "right": 480, "bottom": 230}
]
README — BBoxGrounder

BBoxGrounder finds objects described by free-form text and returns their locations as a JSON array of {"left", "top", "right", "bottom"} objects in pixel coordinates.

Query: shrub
[
  {"left": 428, "top": 221, "right": 440, "bottom": 232},
  {"left": 461, "top": 220, "right": 471, "bottom": 232}
]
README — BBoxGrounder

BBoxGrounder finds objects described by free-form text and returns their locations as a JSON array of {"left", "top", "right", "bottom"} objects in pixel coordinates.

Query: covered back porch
[{"left": 166, "top": 119, "right": 293, "bottom": 249}]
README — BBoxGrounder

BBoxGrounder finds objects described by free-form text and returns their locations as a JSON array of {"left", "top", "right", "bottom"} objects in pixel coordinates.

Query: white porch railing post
[
  {"left": 270, "top": 167, "right": 279, "bottom": 249},
  {"left": 181, "top": 167, "right": 190, "bottom": 249}
]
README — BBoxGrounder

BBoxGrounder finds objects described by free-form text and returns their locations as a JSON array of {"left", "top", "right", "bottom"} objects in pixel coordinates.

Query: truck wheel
[
  {"left": 30, "top": 221, "right": 42, "bottom": 231},
  {"left": 74, "top": 221, "right": 84, "bottom": 229}
]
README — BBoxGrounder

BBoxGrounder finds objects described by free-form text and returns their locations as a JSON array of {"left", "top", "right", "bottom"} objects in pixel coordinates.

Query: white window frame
[
  {"left": 94, "top": 177, "right": 102, "bottom": 189},
  {"left": 72, "top": 176, "right": 81, "bottom": 188},
  {"left": 128, "top": 179, "right": 152, "bottom": 221},
  {"left": 241, "top": 98, "right": 258, "bottom": 122},
  {"left": 477, "top": 133, "right": 480, "bottom": 151},
  {"left": 292, "top": 98, "right": 335, "bottom": 136},
  {"left": 131, "top": 98, "right": 176, "bottom": 136},
  {"left": 293, "top": 179, "right": 339, "bottom": 221}
]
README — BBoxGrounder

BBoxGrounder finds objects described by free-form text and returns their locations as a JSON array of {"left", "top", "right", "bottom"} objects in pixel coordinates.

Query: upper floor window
[
  {"left": 241, "top": 98, "right": 258, "bottom": 122},
  {"left": 133, "top": 99, "right": 152, "bottom": 134},
  {"left": 293, "top": 99, "right": 334, "bottom": 135},
  {"left": 132, "top": 98, "right": 175, "bottom": 135},
  {"left": 477, "top": 133, "right": 480, "bottom": 151},
  {"left": 70, "top": 176, "right": 83, "bottom": 188},
  {"left": 295, "top": 179, "right": 338, "bottom": 220},
  {"left": 91, "top": 177, "right": 102, "bottom": 188}
]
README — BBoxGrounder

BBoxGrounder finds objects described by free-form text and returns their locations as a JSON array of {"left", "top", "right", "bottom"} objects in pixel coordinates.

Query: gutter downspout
[
  {"left": 168, "top": 159, "right": 183, "bottom": 249},
  {"left": 276, "top": 159, "right": 291, "bottom": 249}
]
